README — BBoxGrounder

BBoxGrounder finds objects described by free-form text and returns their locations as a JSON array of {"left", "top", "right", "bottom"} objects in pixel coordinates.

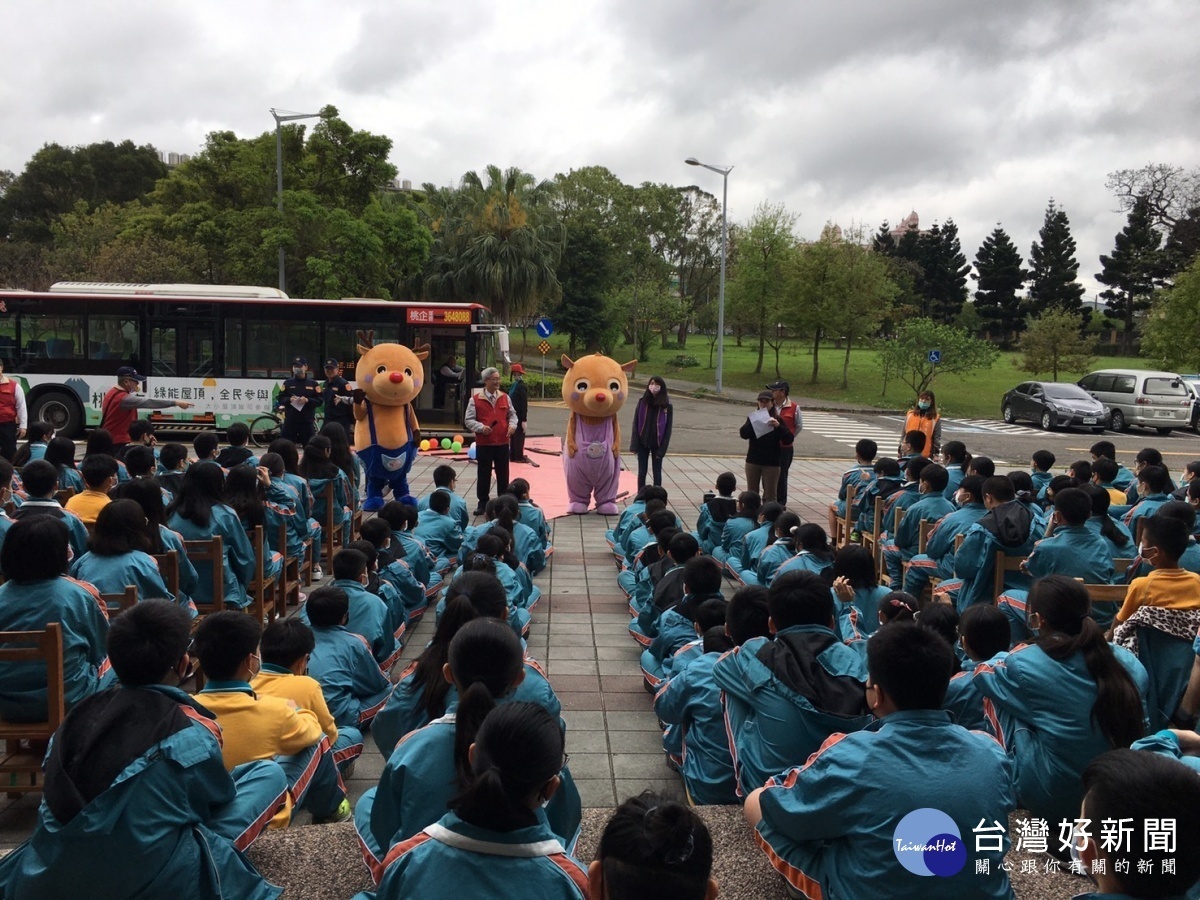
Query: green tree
[
  {"left": 1028, "top": 200, "right": 1086, "bottom": 318},
  {"left": 725, "top": 202, "right": 798, "bottom": 374},
  {"left": 1164, "top": 207, "right": 1200, "bottom": 274},
  {"left": 1096, "top": 195, "right": 1170, "bottom": 352},
  {"left": 1017, "top": 309, "right": 1098, "bottom": 380},
  {"left": 918, "top": 219, "right": 970, "bottom": 323},
  {"left": 555, "top": 222, "right": 616, "bottom": 354},
  {"left": 871, "top": 220, "right": 896, "bottom": 255},
  {"left": 1141, "top": 256, "right": 1200, "bottom": 371},
  {"left": 877, "top": 318, "right": 998, "bottom": 397},
  {"left": 972, "top": 226, "right": 1027, "bottom": 340}
]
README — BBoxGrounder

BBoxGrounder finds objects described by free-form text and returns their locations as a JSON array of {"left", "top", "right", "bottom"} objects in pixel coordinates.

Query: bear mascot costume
[
  {"left": 353, "top": 330, "right": 427, "bottom": 510},
  {"left": 561, "top": 353, "right": 637, "bottom": 515}
]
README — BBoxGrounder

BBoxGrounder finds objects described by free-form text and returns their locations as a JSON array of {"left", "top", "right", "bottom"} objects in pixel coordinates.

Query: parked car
[
  {"left": 1001, "top": 381, "right": 1110, "bottom": 432},
  {"left": 1077, "top": 368, "right": 1191, "bottom": 434},
  {"left": 1180, "top": 375, "right": 1200, "bottom": 432}
]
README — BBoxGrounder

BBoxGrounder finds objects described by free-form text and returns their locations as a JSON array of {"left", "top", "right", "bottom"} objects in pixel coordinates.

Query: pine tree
[
  {"left": 1164, "top": 206, "right": 1200, "bottom": 275},
  {"left": 1096, "top": 194, "right": 1169, "bottom": 352},
  {"left": 872, "top": 220, "right": 896, "bottom": 255},
  {"left": 919, "top": 218, "right": 970, "bottom": 324},
  {"left": 1028, "top": 200, "right": 1086, "bottom": 319},
  {"left": 973, "top": 226, "right": 1027, "bottom": 340}
]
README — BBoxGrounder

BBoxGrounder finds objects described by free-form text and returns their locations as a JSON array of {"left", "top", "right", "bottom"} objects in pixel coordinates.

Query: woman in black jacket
[
  {"left": 740, "top": 390, "right": 794, "bottom": 504},
  {"left": 629, "top": 376, "right": 673, "bottom": 489}
]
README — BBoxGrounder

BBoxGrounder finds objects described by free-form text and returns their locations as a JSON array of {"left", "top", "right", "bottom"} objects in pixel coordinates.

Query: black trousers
[
  {"left": 0, "top": 423, "right": 16, "bottom": 461},
  {"left": 475, "top": 444, "right": 510, "bottom": 507},
  {"left": 281, "top": 416, "right": 315, "bottom": 447},
  {"left": 509, "top": 424, "right": 526, "bottom": 461},
  {"left": 636, "top": 448, "right": 663, "bottom": 489},
  {"left": 777, "top": 445, "right": 795, "bottom": 506}
]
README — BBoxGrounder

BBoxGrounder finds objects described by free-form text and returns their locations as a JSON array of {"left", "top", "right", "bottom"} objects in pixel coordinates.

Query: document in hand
[{"left": 748, "top": 407, "right": 775, "bottom": 438}]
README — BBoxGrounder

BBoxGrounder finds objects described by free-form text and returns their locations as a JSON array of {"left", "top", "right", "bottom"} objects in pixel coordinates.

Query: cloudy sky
[{"left": 2, "top": 0, "right": 1197, "bottom": 298}]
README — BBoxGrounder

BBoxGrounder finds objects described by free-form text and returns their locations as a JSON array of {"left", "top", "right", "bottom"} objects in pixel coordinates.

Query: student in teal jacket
[
  {"left": 639, "top": 558, "right": 724, "bottom": 688},
  {"left": 941, "top": 604, "right": 1010, "bottom": 731},
  {"left": 730, "top": 501, "right": 783, "bottom": 585},
  {"left": 696, "top": 472, "right": 737, "bottom": 555},
  {"left": 304, "top": 586, "right": 392, "bottom": 729},
  {"left": 417, "top": 464, "right": 470, "bottom": 530},
  {"left": 301, "top": 548, "right": 399, "bottom": 671},
  {"left": 902, "top": 475, "right": 988, "bottom": 596},
  {"left": 166, "top": 462, "right": 255, "bottom": 610},
  {"left": 830, "top": 545, "right": 893, "bottom": 642},
  {"left": 415, "top": 491, "right": 463, "bottom": 568},
  {"left": 881, "top": 463, "right": 954, "bottom": 587},
  {"left": 714, "top": 491, "right": 761, "bottom": 566},
  {"left": 70, "top": 499, "right": 182, "bottom": 614}
]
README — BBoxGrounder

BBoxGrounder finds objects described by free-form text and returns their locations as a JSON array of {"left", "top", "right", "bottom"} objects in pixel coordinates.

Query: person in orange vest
[
  {"left": 465, "top": 367, "right": 517, "bottom": 516},
  {"left": 898, "top": 390, "right": 941, "bottom": 459}
]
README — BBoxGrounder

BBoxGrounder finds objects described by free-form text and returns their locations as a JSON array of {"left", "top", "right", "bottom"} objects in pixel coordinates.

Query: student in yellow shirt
[
  {"left": 64, "top": 454, "right": 118, "bottom": 524},
  {"left": 193, "top": 611, "right": 349, "bottom": 828},
  {"left": 1113, "top": 515, "right": 1200, "bottom": 629},
  {"left": 252, "top": 617, "right": 364, "bottom": 776}
]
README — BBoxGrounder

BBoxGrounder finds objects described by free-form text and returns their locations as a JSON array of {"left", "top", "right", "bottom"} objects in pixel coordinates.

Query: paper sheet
[
  {"left": 749, "top": 407, "right": 775, "bottom": 438},
  {"left": 290, "top": 396, "right": 307, "bottom": 411}
]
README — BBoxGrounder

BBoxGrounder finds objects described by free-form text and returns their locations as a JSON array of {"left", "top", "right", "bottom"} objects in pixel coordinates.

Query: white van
[{"left": 1077, "top": 368, "right": 1191, "bottom": 434}]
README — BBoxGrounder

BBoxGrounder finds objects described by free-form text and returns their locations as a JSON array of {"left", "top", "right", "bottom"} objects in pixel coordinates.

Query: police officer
[
  {"left": 277, "top": 356, "right": 322, "bottom": 445},
  {"left": 322, "top": 357, "right": 356, "bottom": 441}
]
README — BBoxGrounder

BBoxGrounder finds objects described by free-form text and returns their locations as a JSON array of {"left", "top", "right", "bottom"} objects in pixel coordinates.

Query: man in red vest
[
  {"left": 767, "top": 380, "right": 803, "bottom": 507},
  {"left": 100, "top": 367, "right": 194, "bottom": 454},
  {"left": 464, "top": 367, "right": 517, "bottom": 516},
  {"left": 0, "top": 359, "right": 27, "bottom": 461}
]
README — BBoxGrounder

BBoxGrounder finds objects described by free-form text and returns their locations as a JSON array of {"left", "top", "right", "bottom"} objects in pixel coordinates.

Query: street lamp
[
  {"left": 685, "top": 157, "right": 732, "bottom": 394},
  {"left": 270, "top": 108, "right": 323, "bottom": 293}
]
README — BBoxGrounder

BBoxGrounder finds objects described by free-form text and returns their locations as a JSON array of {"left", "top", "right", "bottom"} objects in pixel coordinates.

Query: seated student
[
  {"left": 618, "top": 509, "right": 677, "bottom": 601},
  {"left": 915, "top": 601, "right": 962, "bottom": 665},
  {"left": 831, "top": 545, "right": 892, "bottom": 641},
  {"left": 0, "top": 517, "right": 111, "bottom": 722},
  {"left": 880, "top": 455, "right": 932, "bottom": 538},
  {"left": 714, "top": 570, "right": 872, "bottom": 797},
  {"left": 360, "top": 516, "right": 427, "bottom": 620},
  {"left": 418, "top": 463, "right": 469, "bottom": 530},
  {"left": 974, "top": 576, "right": 1148, "bottom": 835},
  {"left": 936, "top": 475, "right": 1039, "bottom": 612},
  {"left": 896, "top": 429, "right": 926, "bottom": 473},
  {"left": 843, "top": 590, "right": 920, "bottom": 662},
  {"left": 997, "top": 487, "right": 1117, "bottom": 642},
  {"left": 942, "top": 603, "right": 1010, "bottom": 731},
  {"left": 1029, "top": 448, "right": 1055, "bottom": 497},
  {"left": 696, "top": 472, "right": 738, "bottom": 555},
  {"left": 118, "top": 476, "right": 200, "bottom": 602},
  {"left": 631, "top": 531, "right": 699, "bottom": 646},
  {"left": 356, "top": 621, "right": 582, "bottom": 880},
  {"left": 126, "top": 418, "right": 158, "bottom": 452},
  {"left": 1090, "top": 455, "right": 1130, "bottom": 507},
  {"left": 301, "top": 434, "right": 353, "bottom": 543},
  {"left": 0, "top": 457, "right": 16, "bottom": 557},
  {"left": 714, "top": 490, "right": 761, "bottom": 566},
  {"left": 937, "top": 439, "right": 970, "bottom": 499},
  {"left": 118, "top": 444, "right": 161, "bottom": 486},
  {"left": 461, "top": 529, "right": 539, "bottom": 615},
  {"left": 731, "top": 500, "right": 783, "bottom": 585},
  {"left": 1074, "top": 749, "right": 1200, "bottom": 899},
  {"left": 156, "top": 442, "right": 190, "bottom": 495},
  {"left": 658, "top": 597, "right": 729, "bottom": 685},
  {"left": 460, "top": 552, "right": 530, "bottom": 638},
  {"left": 166, "top": 462, "right": 256, "bottom": 610},
  {"left": 744, "top": 622, "right": 1018, "bottom": 900},
  {"left": 13, "top": 459, "right": 90, "bottom": 559},
  {"left": 853, "top": 457, "right": 902, "bottom": 539},
  {"left": 349, "top": 538, "right": 408, "bottom": 644},
  {"left": 827, "top": 439, "right": 877, "bottom": 539},
  {"left": 620, "top": 498, "right": 668, "bottom": 565},
  {"left": 215, "top": 422, "right": 258, "bottom": 469},
  {"left": 1126, "top": 448, "right": 1176, "bottom": 504},
  {"left": 64, "top": 453, "right": 118, "bottom": 524},
  {"left": 773, "top": 523, "right": 835, "bottom": 581},
  {"left": 253, "top": 614, "right": 365, "bottom": 775},
  {"left": 1146, "top": 500, "right": 1200, "bottom": 575},
  {"left": 1171, "top": 458, "right": 1200, "bottom": 501},
  {"left": 256, "top": 451, "right": 307, "bottom": 565},
  {"left": 69, "top": 499, "right": 180, "bottom": 612},
  {"left": 0, "top": 600, "right": 288, "bottom": 900},
  {"left": 968, "top": 455, "right": 996, "bottom": 479},
  {"left": 640, "top": 558, "right": 725, "bottom": 689},
  {"left": 192, "top": 432, "right": 220, "bottom": 465},
  {"left": 588, "top": 793, "right": 717, "bottom": 900},
  {"left": 298, "top": 586, "right": 390, "bottom": 740},
  {"left": 11, "top": 421, "right": 52, "bottom": 467},
  {"left": 372, "top": 571, "right": 560, "bottom": 757},
  {"left": 1007, "top": 469, "right": 1041, "bottom": 523},
  {"left": 268, "top": 438, "right": 323, "bottom": 577},
  {"left": 359, "top": 702, "right": 587, "bottom": 900},
  {"left": 1040, "top": 474, "right": 1078, "bottom": 517},
  {"left": 302, "top": 548, "right": 399, "bottom": 670},
  {"left": 460, "top": 495, "right": 538, "bottom": 570},
  {"left": 1124, "top": 464, "right": 1174, "bottom": 531},
  {"left": 1090, "top": 439, "right": 1135, "bottom": 488},
  {"left": 880, "top": 462, "right": 954, "bottom": 587},
  {"left": 606, "top": 485, "right": 667, "bottom": 550},
  {"left": 193, "top": 611, "right": 349, "bottom": 829},
  {"left": 507, "top": 477, "right": 552, "bottom": 555},
  {"left": 223, "top": 464, "right": 284, "bottom": 582},
  {"left": 415, "top": 489, "right": 464, "bottom": 569},
  {"left": 378, "top": 501, "right": 439, "bottom": 594},
  {"left": 45, "top": 435, "right": 84, "bottom": 494},
  {"left": 754, "top": 511, "right": 800, "bottom": 588},
  {"left": 1079, "top": 481, "right": 1134, "bottom": 558},
  {"left": 1114, "top": 515, "right": 1200, "bottom": 627}
]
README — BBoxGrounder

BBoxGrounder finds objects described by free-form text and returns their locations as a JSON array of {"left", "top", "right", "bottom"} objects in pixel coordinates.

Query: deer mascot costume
[
  {"left": 561, "top": 353, "right": 637, "bottom": 514},
  {"left": 353, "top": 331, "right": 427, "bottom": 510}
]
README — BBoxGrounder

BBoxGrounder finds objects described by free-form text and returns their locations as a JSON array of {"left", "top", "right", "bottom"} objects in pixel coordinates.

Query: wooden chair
[
  {"left": 1134, "top": 518, "right": 1147, "bottom": 545},
  {"left": 54, "top": 488, "right": 75, "bottom": 506},
  {"left": 0, "top": 623, "right": 64, "bottom": 795},
  {"left": 183, "top": 536, "right": 225, "bottom": 615},
  {"left": 100, "top": 586, "right": 139, "bottom": 615},
  {"left": 276, "top": 521, "right": 304, "bottom": 608},
  {"left": 992, "top": 550, "right": 1029, "bottom": 602},
  {"left": 152, "top": 550, "right": 181, "bottom": 600},
  {"left": 1113, "top": 557, "right": 1135, "bottom": 576},
  {"left": 320, "top": 481, "right": 345, "bottom": 572},
  {"left": 834, "top": 483, "right": 857, "bottom": 549},
  {"left": 1082, "top": 582, "right": 1127, "bottom": 607},
  {"left": 900, "top": 519, "right": 933, "bottom": 593},
  {"left": 246, "top": 525, "right": 281, "bottom": 624},
  {"left": 860, "top": 497, "right": 883, "bottom": 562}
]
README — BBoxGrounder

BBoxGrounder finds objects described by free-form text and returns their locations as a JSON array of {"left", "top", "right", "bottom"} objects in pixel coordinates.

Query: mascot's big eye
[
  {"left": 575, "top": 380, "right": 588, "bottom": 392},
  {"left": 376, "top": 364, "right": 388, "bottom": 375},
  {"left": 609, "top": 381, "right": 621, "bottom": 392},
  {"left": 404, "top": 368, "right": 413, "bottom": 377}
]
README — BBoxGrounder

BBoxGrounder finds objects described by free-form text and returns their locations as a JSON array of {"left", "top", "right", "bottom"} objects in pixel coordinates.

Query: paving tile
[
  {"left": 557, "top": 691, "right": 604, "bottom": 710},
  {"left": 574, "top": 778, "right": 618, "bottom": 809},
  {"left": 613, "top": 779, "right": 685, "bottom": 803},
  {"left": 601, "top": 675, "right": 649, "bottom": 693},
  {"left": 611, "top": 729, "right": 670, "bottom": 754},
  {"left": 611, "top": 753, "right": 676, "bottom": 780},
  {"left": 595, "top": 645, "right": 642, "bottom": 660},
  {"left": 564, "top": 729, "right": 610, "bottom": 754},
  {"left": 562, "top": 710, "right": 606, "bottom": 731},
  {"left": 602, "top": 693, "right": 653, "bottom": 711},
  {"left": 546, "top": 659, "right": 599, "bottom": 676},
  {"left": 546, "top": 674, "right": 602, "bottom": 692},
  {"left": 566, "top": 752, "right": 613, "bottom": 780}
]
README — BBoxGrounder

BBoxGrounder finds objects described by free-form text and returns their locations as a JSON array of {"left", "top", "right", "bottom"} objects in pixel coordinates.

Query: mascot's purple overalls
[{"left": 563, "top": 416, "right": 621, "bottom": 515}]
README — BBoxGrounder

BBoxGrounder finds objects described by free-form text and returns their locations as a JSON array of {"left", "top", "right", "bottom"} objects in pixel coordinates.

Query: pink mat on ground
[{"left": 518, "top": 436, "right": 638, "bottom": 520}]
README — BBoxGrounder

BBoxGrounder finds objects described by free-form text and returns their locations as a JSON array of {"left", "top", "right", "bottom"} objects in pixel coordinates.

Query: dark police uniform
[
  {"left": 322, "top": 357, "right": 356, "bottom": 440},
  {"left": 278, "top": 356, "right": 323, "bottom": 445}
]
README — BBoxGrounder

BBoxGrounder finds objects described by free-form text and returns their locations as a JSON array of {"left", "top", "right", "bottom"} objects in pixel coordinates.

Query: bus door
[
  {"left": 411, "top": 327, "right": 466, "bottom": 426},
  {"left": 149, "top": 308, "right": 217, "bottom": 379}
]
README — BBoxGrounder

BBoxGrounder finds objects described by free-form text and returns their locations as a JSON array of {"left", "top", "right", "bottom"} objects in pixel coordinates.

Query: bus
[{"left": 0, "top": 283, "right": 510, "bottom": 437}]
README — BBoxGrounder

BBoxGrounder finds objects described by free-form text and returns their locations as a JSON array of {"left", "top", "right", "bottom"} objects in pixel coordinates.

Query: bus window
[
  {"left": 25, "top": 315, "right": 83, "bottom": 363},
  {"left": 150, "top": 326, "right": 177, "bottom": 376},
  {"left": 88, "top": 315, "right": 138, "bottom": 363},
  {"left": 324, "top": 321, "right": 401, "bottom": 374},
  {"left": 224, "top": 317, "right": 243, "bottom": 377},
  {"left": 247, "top": 321, "right": 315, "bottom": 378}
]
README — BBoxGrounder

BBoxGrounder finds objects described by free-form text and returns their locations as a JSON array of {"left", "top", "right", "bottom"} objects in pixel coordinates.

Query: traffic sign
[
  {"left": 537, "top": 340, "right": 551, "bottom": 355},
  {"left": 536, "top": 317, "right": 554, "bottom": 338},
  {"left": 928, "top": 349, "right": 942, "bottom": 364}
]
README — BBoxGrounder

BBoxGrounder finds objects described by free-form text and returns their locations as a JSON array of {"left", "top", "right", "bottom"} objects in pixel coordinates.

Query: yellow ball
[{"left": 419, "top": 439, "right": 430, "bottom": 451}]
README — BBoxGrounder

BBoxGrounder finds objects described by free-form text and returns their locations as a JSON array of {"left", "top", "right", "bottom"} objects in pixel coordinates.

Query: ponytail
[
  {"left": 453, "top": 681, "right": 498, "bottom": 786},
  {"left": 795, "top": 523, "right": 831, "bottom": 562},
  {"left": 880, "top": 591, "right": 919, "bottom": 624},
  {"left": 1030, "top": 576, "right": 1144, "bottom": 749},
  {"left": 776, "top": 512, "right": 802, "bottom": 549}
]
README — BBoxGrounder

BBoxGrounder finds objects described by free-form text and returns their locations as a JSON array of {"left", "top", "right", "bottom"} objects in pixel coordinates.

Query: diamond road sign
[{"left": 537, "top": 340, "right": 552, "bottom": 355}]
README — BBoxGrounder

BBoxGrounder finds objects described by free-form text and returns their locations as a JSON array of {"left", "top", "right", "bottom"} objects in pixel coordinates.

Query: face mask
[
  {"left": 918, "top": 400, "right": 931, "bottom": 410},
  {"left": 648, "top": 384, "right": 660, "bottom": 395},
  {"left": 292, "top": 367, "right": 304, "bottom": 376}
]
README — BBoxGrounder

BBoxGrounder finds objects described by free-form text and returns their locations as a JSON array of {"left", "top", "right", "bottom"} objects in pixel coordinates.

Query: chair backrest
[
  {"left": 917, "top": 519, "right": 934, "bottom": 554},
  {"left": 1083, "top": 583, "right": 1127, "bottom": 606},
  {"left": 992, "top": 550, "right": 1028, "bottom": 601},
  {"left": 152, "top": 550, "right": 181, "bottom": 599},
  {"left": 1134, "top": 517, "right": 1147, "bottom": 545},
  {"left": 55, "top": 488, "right": 75, "bottom": 506},
  {"left": 1113, "top": 557, "right": 1135, "bottom": 575},
  {"left": 184, "top": 535, "right": 225, "bottom": 611},
  {"left": 101, "top": 585, "right": 139, "bottom": 614},
  {"left": 0, "top": 623, "right": 64, "bottom": 740},
  {"left": 249, "top": 524, "right": 266, "bottom": 584}
]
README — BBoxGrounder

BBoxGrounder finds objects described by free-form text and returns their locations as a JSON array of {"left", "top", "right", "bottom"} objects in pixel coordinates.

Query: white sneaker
[{"left": 312, "top": 566, "right": 324, "bottom": 580}]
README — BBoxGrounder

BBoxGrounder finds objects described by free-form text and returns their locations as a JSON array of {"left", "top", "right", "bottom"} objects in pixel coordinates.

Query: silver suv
[{"left": 1077, "top": 368, "right": 1191, "bottom": 434}]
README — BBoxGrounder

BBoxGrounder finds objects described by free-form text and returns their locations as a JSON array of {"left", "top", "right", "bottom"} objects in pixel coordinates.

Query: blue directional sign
[
  {"left": 536, "top": 317, "right": 554, "bottom": 338},
  {"left": 928, "top": 349, "right": 942, "bottom": 364}
]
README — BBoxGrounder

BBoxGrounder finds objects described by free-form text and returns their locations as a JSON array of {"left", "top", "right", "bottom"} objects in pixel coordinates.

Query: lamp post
[
  {"left": 685, "top": 157, "right": 732, "bottom": 394},
  {"left": 270, "top": 108, "right": 322, "bottom": 293}
]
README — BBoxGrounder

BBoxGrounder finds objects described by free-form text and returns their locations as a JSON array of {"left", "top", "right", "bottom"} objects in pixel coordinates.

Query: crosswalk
[
  {"left": 801, "top": 411, "right": 902, "bottom": 451},
  {"left": 875, "top": 414, "right": 1043, "bottom": 437}
]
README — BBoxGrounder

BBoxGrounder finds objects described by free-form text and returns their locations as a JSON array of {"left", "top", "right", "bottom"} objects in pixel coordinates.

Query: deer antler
[
  {"left": 356, "top": 330, "right": 375, "bottom": 349},
  {"left": 412, "top": 340, "right": 431, "bottom": 356}
]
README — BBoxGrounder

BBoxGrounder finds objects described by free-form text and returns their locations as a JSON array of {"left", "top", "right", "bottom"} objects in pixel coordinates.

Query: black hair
[
  {"left": 768, "top": 570, "right": 835, "bottom": 629},
  {"left": 318, "top": 422, "right": 356, "bottom": 485},
  {"left": 1138, "top": 465, "right": 1170, "bottom": 495},
  {"left": 919, "top": 463, "right": 949, "bottom": 492},
  {"left": 1157, "top": 499, "right": 1197, "bottom": 533},
  {"left": 969, "top": 456, "right": 996, "bottom": 478},
  {"left": 874, "top": 458, "right": 901, "bottom": 479},
  {"left": 1028, "top": 576, "right": 1144, "bottom": 749},
  {"left": 13, "top": 422, "right": 54, "bottom": 468},
  {"left": 158, "top": 442, "right": 189, "bottom": 472},
  {"left": 450, "top": 702, "right": 565, "bottom": 833},
  {"left": 981, "top": 475, "right": 1015, "bottom": 504},
  {"left": 957, "top": 474, "right": 985, "bottom": 503},
  {"left": 193, "top": 610, "right": 261, "bottom": 681},
  {"left": 359, "top": 516, "right": 392, "bottom": 549},
  {"left": 1090, "top": 440, "right": 1116, "bottom": 460},
  {"left": 667, "top": 531, "right": 699, "bottom": 563},
  {"left": 348, "top": 540, "right": 378, "bottom": 572},
  {"left": 1136, "top": 447, "right": 1165, "bottom": 468},
  {"left": 878, "top": 590, "right": 919, "bottom": 624},
  {"left": 127, "top": 420, "right": 155, "bottom": 443},
  {"left": 166, "top": 462, "right": 225, "bottom": 527},
  {"left": 794, "top": 523, "right": 832, "bottom": 562},
  {"left": 655, "top": 527, "right": 679, "bottom": 551},
  {"left": 447, "top": 619, "right": 525, "bottom": 787},
  {"left": 260, "top": 617, "right": 315, "bottom": 668},
  {"left": 774, "top": 511, "right": 802, "bottom": 547},
  {"left": 642, "top": 375, "right": 670, "bottom": 409},
  {"left": 693, "top": 598, "right": 727, "bottom": 633},
  {"left": 88, "top": 499, "right": 151, "bottom": 556},
  {"left": 433, "top": 464, "right": 457, "bottom": 488},
  {"left": 682, "top": 556, "right": 722, "bottom": 596},
  {"left": 225, "top": 422, "right": 250, "bottom": 446},
  {"left": 1186, "top": 460, "right": 1200, "bottom": 478},
  {"left": 759, "top": 501, "right": 784, "bottom": 524},
  {"left": 637, "top": 486, "right": 669, "bottom": 504},
  {"left": 2, "top": 517, "right": 69, "bottom": 582},
  {"left": 304, "top": 585, "right": 350, "bottom": 628},
  {"left": 833, "top": 545, "right": 878, "bottom": 592},
  {"left": 916, "top": 602, "right": 959, "bottom": 650},
  {"left": 79, "top": 453, "right": 118, "bottom": 489},
  {"left": 483, "top": 526, "right": 520, "bottom": 570},
  {"left": 1079, "top": 483, "right": 1130, "bottom": 549},
  {"left": 958, "top": 604, "right": 1010, "bottom": 661},
  {"left": 106, "top": 599, "right": 192, "bottom": 687},
  {"left": 1091, "top": 457, "right": 1118, "bottom": 483},
  {"left": 855, "top": 439, "right": 878, "bottom": 461},
  {"left": 702, "top": 625, "right": 733, "bottom": 655},
  {"left": 1081, "top": 749, "right": 1200, "bottom": 896},
  {"left": 715, "top": 472, "right": 736, "bottom": 496},
  {"left": 85, "top": 429, "right": 115, "bottom": 458},
  {"left": 267, "top": 438, "right": 300, "bottom": 474},
  {"left": 1142, "top": 514, "right": 1189, "bottom": 563},
  {"left": 0, "top": 458, "right": 12, "bottom": 496},
  {"left": 642, "top": 499, "right": 667, "bottom": 520},
  {"left": 905, "top": 455, "right": 931, "bottom": 483},
  {"left": 299, "top": 436, "right": 340, "bottom": 479},
  {"left": 647, "top": 510, "right": 678, "bottom": 536},
  {"left": 20, "top": 459, "right": 57, "bottom": 497},
  {"left": 123, "top": 445, "right": 156, "bottom": 478},
  {"left": 222, "top": 465, "right": 265, "bottom": 529},
  {"left": 258, "top": 451, "right": 284, "bottom": 478},
  {"left": 192, "top": 432, "right": 218, "bottom": 460},
  {"left": 429, "top": 490, "right": 451, "bottom": 514},
  {"left": 1052, "top": 487, "right": 1092, "bottom": 527},
  {"left": 486, "top": 495, "right": 520, "bottom": 536},
  {"left": 117, "top": 478, "right": 167, "bottom": 553},
  {"left": 332, "top": 548, "right": 368, "bottom": 581},
  {"left": 1046, "top": 474, "right": 1078, "bottom": 499},
  {"left": 597, "top": 792, "right": 713, "bottom": 900},
  {"left": 1031, "top": 449, "right": 1056, "bottom": 472},
  {"left": 1067, "top": 459, "right": 1092, "bottom": 483},
  {"left": 903, "top": 430, "right": 926, "bottom": 454},
  {"left": 507, "top": 476, "right": 530, "bottom": 500},
  {"left": 1007, "top": 469, "right": 1035, "bottom": 500},
  {"left": 45, "top": 436, "right": 78, "bottom": 470},
  {"left": 1190, "top": 480, "right": 1200, "bottom": 503},
  {"left": 726, "top": 585, "right": 770, "bottom": 646},
  {"left": 375, "top": 500, "right": 409, "bottom": 531},
  {"left": 941, "top": 440, "right": 970, "bottom": 466},
  {"left": 869, "top": 621, "right": 953, "bottom": 709}
]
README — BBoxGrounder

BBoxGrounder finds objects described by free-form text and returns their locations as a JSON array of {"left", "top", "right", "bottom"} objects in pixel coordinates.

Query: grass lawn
[{"left": 509, "top": 331, "right": 1136, "bottom": 418}]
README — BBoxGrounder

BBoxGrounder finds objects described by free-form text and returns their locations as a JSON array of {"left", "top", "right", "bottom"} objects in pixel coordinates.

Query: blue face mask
[{"left": 918, "top": 400, "right": 931, "bottom": 411}]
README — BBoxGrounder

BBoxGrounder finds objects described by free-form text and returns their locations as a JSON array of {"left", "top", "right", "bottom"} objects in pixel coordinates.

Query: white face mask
[{"left": 648, "top": 384, "right": 661, "bottom": 395}]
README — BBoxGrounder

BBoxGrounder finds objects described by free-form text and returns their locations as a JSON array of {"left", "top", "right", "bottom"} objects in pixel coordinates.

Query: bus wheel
[
  {"left": 32, "top": 392, "right": 85, "bottom": 439},
  {"left": 249, "top": 414, "right": 282, "bottom": 448}
]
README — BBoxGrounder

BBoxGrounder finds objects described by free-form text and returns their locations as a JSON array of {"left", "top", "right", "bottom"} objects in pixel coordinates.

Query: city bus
[{"left": 0, "top": 283, "right": 509, "bottom": 437}]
